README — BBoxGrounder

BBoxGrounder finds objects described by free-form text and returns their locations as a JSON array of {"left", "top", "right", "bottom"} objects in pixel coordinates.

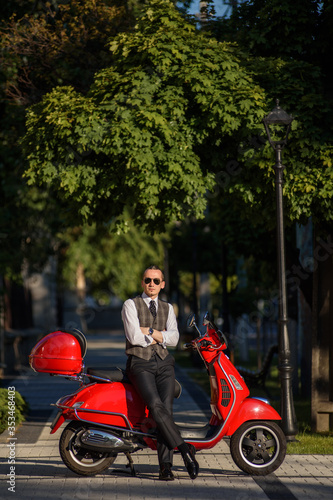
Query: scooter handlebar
[{"left": 183, "top": 338, "right": 213, "bottom": 350}]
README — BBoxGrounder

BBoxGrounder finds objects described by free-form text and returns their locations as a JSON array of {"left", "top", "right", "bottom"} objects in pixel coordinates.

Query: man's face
[{"left": 141, "top": 269, "right": 165, "bottom": 300}]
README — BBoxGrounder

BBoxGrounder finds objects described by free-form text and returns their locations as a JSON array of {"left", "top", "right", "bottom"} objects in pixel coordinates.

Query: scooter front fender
[{"left": 225, "top": 397, "right": 281, "bottom": 436}]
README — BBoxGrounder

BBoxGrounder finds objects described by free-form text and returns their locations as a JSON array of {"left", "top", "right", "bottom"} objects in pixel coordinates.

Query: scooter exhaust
[{"left": 79, "top": 429, "right": 135, "bottom": 453}]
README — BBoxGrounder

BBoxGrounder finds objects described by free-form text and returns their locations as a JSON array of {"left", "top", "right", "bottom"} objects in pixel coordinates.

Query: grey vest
[{"left": 125, "top": 295, "right": 169, "bottom": 360}]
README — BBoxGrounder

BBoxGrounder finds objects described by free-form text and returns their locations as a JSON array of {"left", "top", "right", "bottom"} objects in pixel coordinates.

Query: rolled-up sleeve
[{"left": 161, "top": 304, "right": 179, "bottom": 347}]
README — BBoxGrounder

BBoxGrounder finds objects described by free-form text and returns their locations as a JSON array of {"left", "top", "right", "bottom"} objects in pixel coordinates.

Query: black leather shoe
[
  {"left": 159, "top": 463, "right": 175, "bottom": 481},
  {"left": 183, "top": 449, "right": 199, "bottom": 480}
]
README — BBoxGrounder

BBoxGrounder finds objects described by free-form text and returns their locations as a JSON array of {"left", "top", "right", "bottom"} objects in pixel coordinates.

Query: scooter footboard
[
  {"left": 179, "top": 423, "right": 217, "bottom": 440},
  {"left": 225, "top": 397, "right": 281, "bottom": 436}
]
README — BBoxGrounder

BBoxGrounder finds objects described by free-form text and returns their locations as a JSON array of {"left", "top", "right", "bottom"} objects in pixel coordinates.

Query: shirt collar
[{"left": 142, "top": 293, "right": 158, "bottom": 305}]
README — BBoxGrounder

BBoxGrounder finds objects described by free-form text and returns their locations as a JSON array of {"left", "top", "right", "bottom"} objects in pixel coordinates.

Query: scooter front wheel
[
  {"left": 59, "top": 421, "right": 117, "bottom": 476},
  {"left": 230, "top": 420, "right": 286, "bottom": 475}
]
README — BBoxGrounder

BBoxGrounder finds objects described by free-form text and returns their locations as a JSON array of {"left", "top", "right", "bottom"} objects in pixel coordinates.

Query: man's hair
[{"left": 143, "top": 265, "right": 165, "bottom": 281}]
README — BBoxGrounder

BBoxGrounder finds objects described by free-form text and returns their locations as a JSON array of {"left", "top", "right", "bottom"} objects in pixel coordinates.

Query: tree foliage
[
  {"left": 22, "top": 0, "right": 267, "bottom": 232},
  {"left": 22, "top": 0, "right": 333, "bottom": 238},
  {"left": 196, "top": 0, "right": 333, "bottom": 232},
  {"left": 60, "top": 220, "right": 167, "bottom": 300},
  {"left": 222, "top": 0, "right": 321, "bottom": 60},
  {"left": 0, "top": 0, "right": 130, "bottom": 278},
  {"left": 189, "top": 0, "right": 333, "bottom": 322},
  {"left": 1, "top": 0, "right": 130, "bottom": 104},
  {"left": 225, "top": 57, "right": 333, "bottom": 230}
]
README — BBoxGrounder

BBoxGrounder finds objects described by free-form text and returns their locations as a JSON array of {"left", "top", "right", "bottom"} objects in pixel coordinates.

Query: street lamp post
[{"left": 263, "top": 99, "right": 298, "bottom": 440}]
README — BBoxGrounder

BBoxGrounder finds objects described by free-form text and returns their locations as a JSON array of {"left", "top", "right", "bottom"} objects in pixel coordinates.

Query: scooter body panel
[
  {"left": 212, "top": 352, "right": 250, "bottom": 420},
  {"left": 55, "top": 381, "right": 148, "bottom": 430},
  {"left": 183, "top": 336, "right": 281, "bottom": 450}
]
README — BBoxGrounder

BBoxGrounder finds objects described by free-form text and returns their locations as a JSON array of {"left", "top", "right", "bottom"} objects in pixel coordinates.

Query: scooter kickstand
[{"left": 125, "top": 452, "right": 136, "bottom": 476}]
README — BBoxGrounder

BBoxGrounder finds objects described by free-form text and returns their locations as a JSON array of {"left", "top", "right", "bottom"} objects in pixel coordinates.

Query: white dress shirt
[{"left": 121, "top": 293, "right": 179, "bottom": 349}]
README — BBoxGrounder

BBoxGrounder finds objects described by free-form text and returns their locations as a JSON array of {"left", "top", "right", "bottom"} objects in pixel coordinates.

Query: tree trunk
[
  {"left": 76, "top": 262, "right": 87, "bottom": 333},
  {"left": 311, "top": 228, "right": 333, "bottom": 431}
]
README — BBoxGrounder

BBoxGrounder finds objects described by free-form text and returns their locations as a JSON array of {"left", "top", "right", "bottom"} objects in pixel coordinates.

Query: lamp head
[{"left": 263, "top": 99, "right": 293, "bottom": 150}]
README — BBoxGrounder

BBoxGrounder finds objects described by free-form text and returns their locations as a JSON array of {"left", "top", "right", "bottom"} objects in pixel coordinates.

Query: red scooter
[{"left": 29, "top": 313, "right": 286, "bottom": 477}]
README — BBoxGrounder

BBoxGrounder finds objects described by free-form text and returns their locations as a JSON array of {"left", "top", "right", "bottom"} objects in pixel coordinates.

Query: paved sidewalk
[{"left": 1, "top": 331, "right": 333, "bottom": 500}]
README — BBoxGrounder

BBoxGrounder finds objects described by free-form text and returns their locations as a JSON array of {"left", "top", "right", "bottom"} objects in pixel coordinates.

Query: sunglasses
[{"left": 144, "top": 277, "right": 162, "bottom": 285}]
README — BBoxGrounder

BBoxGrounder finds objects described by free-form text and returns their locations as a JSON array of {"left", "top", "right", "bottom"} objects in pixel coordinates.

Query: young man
[{"left": 121, "top": 265, "right": 199, "bottom": 481}]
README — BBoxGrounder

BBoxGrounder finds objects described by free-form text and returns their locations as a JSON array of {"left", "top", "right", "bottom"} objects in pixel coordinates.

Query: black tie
[{"left": 149, "top": 300, "right": 157, "bottom": 319}]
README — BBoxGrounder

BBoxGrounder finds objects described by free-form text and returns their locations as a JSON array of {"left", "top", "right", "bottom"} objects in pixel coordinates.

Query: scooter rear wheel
[
  {"left": 59, "top": 421, "right": 117, "bottom": 476},
  {"left": 230, "top": 420, "right": 286, "bottom": 475}
]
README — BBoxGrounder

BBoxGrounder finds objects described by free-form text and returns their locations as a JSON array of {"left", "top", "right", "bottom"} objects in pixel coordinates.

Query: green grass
[
  {"left": 0, "top": 389, "right": 28, "bottom": 434},
  {"left": 173, "top": 347, "right": 333, "bottom": 454}
]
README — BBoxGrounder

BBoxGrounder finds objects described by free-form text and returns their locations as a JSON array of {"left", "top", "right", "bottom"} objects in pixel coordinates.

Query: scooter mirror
[
  {"left": 187, "top": 313, "right": 204, "bottom": 337},
  {"left": 203, "top": 311, "right": 219, "bottom": 332},
  {"left": 202, "top": 311, "right": 211, "bottom": 326},
  {"left": 187, "top": 313, "right": 196, "bottom": 328}
]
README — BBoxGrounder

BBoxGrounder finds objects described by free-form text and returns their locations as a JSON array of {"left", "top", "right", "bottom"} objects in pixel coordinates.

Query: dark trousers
[{"left": 127, "top": 353, "right": 184, "bottom": 466}]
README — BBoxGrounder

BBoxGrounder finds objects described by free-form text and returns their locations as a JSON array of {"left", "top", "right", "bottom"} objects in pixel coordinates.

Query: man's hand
[{"left": 140, "top": 327, "right": 163, "bottom": 344}]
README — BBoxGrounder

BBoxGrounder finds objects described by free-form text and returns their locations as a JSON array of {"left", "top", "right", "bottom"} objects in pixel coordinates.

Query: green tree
[
  {"left": 211, "top": 0, "right": 333, "bottom": 231},
  {"left": 22, "top": 0, "right": 333, "bottom": 234},
  {"left": 21, "top": 0, "right": 333, "bottom": 318},
  {"left": 0, "top": 0, "right": 130, "bottom": 280},
  {"left": 185, "top": 0, "right": 333, "bottom": 290},
  {"left": 0, "top": 0, "right": 133, "bottom": 338},
  {"left": 201, "top": 0, "right": 333, "bottom": 424},
  {"left": 59, "top": 221, "right": 167, "bottom": 301},
  {"left": 221, "top": 0, "right": 321, "bottom": 60},
  {"left": 22, "top": 0, "right": 267, "bottom": 232}
]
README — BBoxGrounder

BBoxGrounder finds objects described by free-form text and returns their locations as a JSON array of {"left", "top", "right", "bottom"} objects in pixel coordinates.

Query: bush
[{"left": 0, "top": 388, "right": 28, "bottom": 434}]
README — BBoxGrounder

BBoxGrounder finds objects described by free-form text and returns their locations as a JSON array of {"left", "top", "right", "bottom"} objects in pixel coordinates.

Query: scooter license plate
[{"left": 50, "top": 411, "right": 63, "bottom": 430}]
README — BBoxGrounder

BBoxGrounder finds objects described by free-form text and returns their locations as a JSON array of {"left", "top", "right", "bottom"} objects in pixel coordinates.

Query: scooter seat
[
  {"left": 86, "top": 366, "right": 129, "bottom": 383},
  {"left": 86, "top": 366, "right": 182, "bottom": 398}
]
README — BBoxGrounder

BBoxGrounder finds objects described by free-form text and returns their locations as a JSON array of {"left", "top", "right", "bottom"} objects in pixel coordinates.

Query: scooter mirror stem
[{"left": 192, "top": 320, "right": 204, "bottom": 337}]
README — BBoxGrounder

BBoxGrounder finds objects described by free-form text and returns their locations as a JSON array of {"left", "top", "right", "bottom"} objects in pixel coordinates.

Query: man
[{"left": 121, "top": 265, "right": 199, "bottom": 481}]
